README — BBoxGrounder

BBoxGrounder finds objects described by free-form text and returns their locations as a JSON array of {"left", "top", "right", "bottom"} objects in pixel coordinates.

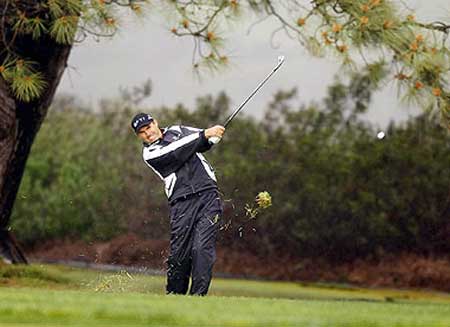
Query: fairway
[{"left": 0, "top": 265, "right": 449, "bottom": 326}]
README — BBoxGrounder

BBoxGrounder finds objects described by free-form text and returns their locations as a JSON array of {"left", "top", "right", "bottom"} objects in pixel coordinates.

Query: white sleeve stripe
[
  {"left": 183, "top": 126, "right": 203, "bottom": 132},
  {"left": 144, "top": 132, "right": 200, "bottom": 160}
]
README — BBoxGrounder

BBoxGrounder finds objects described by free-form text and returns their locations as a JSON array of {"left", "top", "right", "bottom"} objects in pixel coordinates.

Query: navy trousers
[{"left": 166, "top": 190, "right": 223, "bottom": 296}]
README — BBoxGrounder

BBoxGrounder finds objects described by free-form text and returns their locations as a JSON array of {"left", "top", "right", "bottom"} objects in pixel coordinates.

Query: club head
[{"left": 277, "top": 55, "right": 285, "bottom": 65}]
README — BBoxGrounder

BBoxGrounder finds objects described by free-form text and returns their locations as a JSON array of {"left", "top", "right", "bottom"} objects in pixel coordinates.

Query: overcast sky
[{"left": 58, "top": 0, "right": 449, "bottom": 128}]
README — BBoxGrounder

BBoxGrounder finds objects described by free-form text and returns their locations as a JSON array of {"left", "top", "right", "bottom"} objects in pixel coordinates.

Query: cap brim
[{"left": 134, "top": 120, "right": 153, "bottom": 133}]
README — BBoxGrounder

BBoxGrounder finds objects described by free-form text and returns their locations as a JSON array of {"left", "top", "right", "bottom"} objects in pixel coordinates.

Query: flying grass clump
[
  {"left": 256, "top": 191, "right": 272, "bottom": 209},
  {"left": 245, "top": 191, "right": 272, "bottom": 219},
  {"left": 92, "top": 270, "right": 134, "bottom": 293}
]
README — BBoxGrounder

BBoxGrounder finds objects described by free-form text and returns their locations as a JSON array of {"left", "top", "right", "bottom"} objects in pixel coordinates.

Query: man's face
[{"left": 137, "top": 120, "right": 162, "bottom": 143}]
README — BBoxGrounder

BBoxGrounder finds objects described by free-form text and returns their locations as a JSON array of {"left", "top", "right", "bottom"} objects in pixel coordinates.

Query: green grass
[{"left": 0, "top": 264, "right": 449, "bottom": 326}]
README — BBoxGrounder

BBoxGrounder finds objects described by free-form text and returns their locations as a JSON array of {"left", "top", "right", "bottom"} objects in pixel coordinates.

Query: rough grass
[
  {"left": 0, "top": 264, "right": 449, "bottom": 327},
  {"left": 0, "top": 264, "right": 70, "bottom": 288}
]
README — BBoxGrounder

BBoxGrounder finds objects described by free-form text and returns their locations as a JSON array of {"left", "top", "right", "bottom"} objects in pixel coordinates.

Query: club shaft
[{"left": 223, "top": 61, "right": 284, "bottom": 128}]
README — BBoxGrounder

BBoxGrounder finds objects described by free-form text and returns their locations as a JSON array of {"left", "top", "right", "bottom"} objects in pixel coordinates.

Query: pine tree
[
  {"left": 164, "top": 0, "right": 450, "bottom": 129},
  {"left": 0, "top": 0, "right": 146, "bottom": 263},
  {"left": 1, "top": 0, "right": 146, "bottom": 102}
]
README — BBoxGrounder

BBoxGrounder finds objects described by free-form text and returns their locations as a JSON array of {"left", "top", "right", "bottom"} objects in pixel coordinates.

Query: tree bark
[{"left": 0, "top": 36, "right": 72, "bottom": 263}]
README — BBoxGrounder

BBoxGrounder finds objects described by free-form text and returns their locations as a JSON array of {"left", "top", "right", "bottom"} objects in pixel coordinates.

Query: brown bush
[{"left": 27, "top": 234, "right": 450, "bottom": 292}]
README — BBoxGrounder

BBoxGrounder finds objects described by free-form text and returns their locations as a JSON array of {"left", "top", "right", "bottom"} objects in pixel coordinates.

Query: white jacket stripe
[
  {"left": 144, "top": 132, "right": 200, "bottom": 160},
  {"left": 196, "top": 153, "right": 217, "bottom": 182}
]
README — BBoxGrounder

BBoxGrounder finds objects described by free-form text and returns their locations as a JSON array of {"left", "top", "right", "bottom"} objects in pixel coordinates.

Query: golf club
[{"left": 209, "top": 55, "right": 285, "bottom": 144}]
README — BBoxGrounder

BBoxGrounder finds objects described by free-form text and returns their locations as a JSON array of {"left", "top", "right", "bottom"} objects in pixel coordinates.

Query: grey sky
[{"left": 58, "top": 0, "right": 448, "bottom": 127}]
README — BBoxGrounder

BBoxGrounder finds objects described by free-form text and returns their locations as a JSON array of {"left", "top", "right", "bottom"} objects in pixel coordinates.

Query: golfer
[{"left": 131, "top": 113, "right": 225, "bottom": 296}]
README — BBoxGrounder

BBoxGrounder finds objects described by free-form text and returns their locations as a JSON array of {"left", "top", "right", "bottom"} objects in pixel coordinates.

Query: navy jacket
[{"left": 142, "top": 125, "right": 218, "bottom": 203}]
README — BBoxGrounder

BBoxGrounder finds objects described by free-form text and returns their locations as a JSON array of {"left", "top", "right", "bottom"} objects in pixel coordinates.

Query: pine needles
[
  {"left": 0, "top": 59, "right": 47, "bottom": 102},
  {"left": 162, "top": 0, "right": 450, "bottom": 128},
  {"left": 1, "top": 0, "right": 149, "bottom": 103}
]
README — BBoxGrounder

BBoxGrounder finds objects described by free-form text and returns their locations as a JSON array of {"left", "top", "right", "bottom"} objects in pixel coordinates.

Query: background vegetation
[{"left": 11, "top": 72, "right": 450, "bottom": 263}]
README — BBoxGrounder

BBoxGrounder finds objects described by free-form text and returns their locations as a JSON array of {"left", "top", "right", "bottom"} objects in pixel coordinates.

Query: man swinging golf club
[
  {"left": 131, "top": 113, "right": 225, "bottom": 296},
  {"left": 132, "top": 55, "right": 285, "bottom": 296}
]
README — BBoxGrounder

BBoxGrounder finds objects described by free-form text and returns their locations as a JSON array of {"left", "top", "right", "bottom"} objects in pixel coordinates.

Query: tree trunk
[{"left": 0, "top": 36, "right": 72, "bottom": 263}]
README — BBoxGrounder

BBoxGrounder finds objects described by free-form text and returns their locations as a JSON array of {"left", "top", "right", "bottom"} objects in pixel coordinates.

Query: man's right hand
[{"left": 205, "top": 125, "right": 225, "bottom": 139}]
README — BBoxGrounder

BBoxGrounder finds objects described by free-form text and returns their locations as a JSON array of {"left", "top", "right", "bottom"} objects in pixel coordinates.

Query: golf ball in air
[{"left": 377, "top": 131, "right": 385, "bottom": 139}]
